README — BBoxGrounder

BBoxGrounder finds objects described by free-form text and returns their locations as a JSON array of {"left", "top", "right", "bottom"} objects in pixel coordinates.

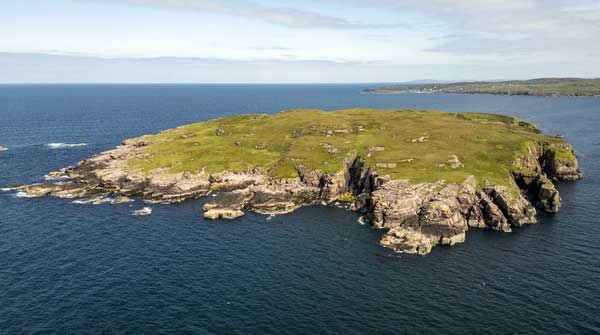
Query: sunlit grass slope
[{"left": 127, "top": 109, "right": 573, "bottom": 188}]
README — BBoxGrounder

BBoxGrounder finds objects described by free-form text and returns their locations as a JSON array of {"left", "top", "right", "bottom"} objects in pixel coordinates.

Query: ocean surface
[{"left": 0, "top": 84, "right": 599, "bottom": 334}]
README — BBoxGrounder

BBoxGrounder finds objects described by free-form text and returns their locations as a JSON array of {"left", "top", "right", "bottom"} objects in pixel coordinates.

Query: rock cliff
[
  {"left": 6, "top": 109, "right": 583, "bottom": 255},
  {"left": 10, "top": 138, "right": 581, "bottom": 255}
]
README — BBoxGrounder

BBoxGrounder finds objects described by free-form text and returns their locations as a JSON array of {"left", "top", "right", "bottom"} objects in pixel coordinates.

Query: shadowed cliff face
[{"left": 9, "top": 134, "right": 581, "bottom": 255}]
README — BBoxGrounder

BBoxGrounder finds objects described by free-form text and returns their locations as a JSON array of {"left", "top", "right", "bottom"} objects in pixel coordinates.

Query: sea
[{"left": 0, "top": 84, "right": 599, "bottom": 334}]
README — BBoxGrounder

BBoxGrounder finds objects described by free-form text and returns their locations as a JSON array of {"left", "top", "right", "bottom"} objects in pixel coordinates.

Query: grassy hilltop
[
  {"left": 367, "top": 78, "right": 600, "bottom": 96},
  {"left": 127, "top": 109, "right": 574, "bottom": 189}
]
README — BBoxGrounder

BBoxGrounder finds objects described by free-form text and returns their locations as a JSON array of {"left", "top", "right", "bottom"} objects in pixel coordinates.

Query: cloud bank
[
  {"left": 2, "top": 53, "right": 598, "bottom": 83},
  {"left": 116, "top": 0, "right": 400, "bottom": 29}
]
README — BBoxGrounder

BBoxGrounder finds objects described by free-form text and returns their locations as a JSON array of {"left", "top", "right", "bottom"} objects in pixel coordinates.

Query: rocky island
[
  {"left": 366, "top": 78, "right": 600, "bottom": 97},
  {"left": 9, "top": 109, "right": 581, "bottom": 255}
]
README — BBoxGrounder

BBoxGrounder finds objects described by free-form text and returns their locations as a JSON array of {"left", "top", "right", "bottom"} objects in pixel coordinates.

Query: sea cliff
[{"left": 9, "top": 109, "right": 582, "bottom": 255}]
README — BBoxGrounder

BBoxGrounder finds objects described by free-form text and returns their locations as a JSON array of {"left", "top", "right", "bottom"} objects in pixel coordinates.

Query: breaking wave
[
  {"left": 15, "top": 191, "right": 35, "bottom": 198},
  {"left": 47, "top": 143, "right": 88, "bottom": 149}
]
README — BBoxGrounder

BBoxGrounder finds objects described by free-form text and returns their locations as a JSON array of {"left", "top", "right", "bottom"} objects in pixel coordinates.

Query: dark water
[{"left": 1, "top": 84, "right": 599, "bottom": 334}]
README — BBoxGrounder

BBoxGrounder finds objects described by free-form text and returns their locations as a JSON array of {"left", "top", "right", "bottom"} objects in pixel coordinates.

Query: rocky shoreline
[
  {"left": 6, "top": 136, "right": 582, "bottom": 255},
  {"left": 365, "top": 78, "right": 600, "bottom": 97},
  {"left": 365, "top": 88, "right": 600, "bottom": 97}
]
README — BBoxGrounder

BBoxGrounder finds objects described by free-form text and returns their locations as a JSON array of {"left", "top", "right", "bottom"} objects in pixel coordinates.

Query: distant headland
[
  {"left": 365, "top": 78, "right": 600, "bottom": 97},
  {"left": 6, "top": 109, "right": 582, "bottom": 255}
]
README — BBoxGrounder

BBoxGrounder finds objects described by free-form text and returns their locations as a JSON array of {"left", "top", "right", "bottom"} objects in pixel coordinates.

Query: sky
[{"left": 2, "top": 0, "right": 600, "bottom": 83}]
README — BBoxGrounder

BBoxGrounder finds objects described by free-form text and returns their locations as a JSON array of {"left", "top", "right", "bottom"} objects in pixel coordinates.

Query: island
[
  {"left": 366, "top": 78, "right": 600, "bottom": 97},
  {"left": 10, "top": 109, "right": 582, "bottom": 255}
]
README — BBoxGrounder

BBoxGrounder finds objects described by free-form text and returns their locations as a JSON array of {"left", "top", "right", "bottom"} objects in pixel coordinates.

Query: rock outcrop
[{"left": 7, "top": 137, "right": 582, "bottom": 255}]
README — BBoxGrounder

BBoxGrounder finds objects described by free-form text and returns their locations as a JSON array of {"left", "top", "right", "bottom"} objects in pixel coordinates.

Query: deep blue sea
[{"left": 1, "top": 84, "right": 599, "bottom": 334}]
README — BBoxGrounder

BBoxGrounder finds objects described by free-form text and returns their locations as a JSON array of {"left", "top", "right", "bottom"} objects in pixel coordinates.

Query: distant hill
[{"left": 366, "top": 78, "right": 600, "bottom": 97}]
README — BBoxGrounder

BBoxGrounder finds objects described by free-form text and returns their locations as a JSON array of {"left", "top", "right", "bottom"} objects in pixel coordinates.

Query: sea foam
[{"left": 47, "top": 143, "right": 88, "bottom": 149}]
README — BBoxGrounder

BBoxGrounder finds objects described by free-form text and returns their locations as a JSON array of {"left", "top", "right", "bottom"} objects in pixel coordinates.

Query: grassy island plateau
[
  {"left": 366, "top": 78, "right": 600, "bottom": 97},
  {"left": 10, "top": 109, "right": 582, "bottom": 255}
]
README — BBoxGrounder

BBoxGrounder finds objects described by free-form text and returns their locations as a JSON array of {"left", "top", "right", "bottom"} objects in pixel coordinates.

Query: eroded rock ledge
[{"left": 9, "top": 137, "right": 581, "bottom": 255}]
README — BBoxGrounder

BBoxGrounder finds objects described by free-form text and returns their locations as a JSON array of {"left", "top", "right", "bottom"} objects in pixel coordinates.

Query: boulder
[
  {"left": 112, "top": 195, "right": 133, "bottom": 204},
  {"left": 203, "top": 189, "right": 253, "bottom": 220},
  {"left": 247, "top": 185, "right": 301, "bottom": 215}
]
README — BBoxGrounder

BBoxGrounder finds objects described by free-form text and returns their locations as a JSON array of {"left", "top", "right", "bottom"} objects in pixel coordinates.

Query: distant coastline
[{"left": 365, "top": 78, "right": 600, "bottom": 97}]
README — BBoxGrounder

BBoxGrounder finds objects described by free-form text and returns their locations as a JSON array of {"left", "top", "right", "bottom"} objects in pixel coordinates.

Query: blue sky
[{"left": 2, "top": 0, "right": 600, "bottom": 83}]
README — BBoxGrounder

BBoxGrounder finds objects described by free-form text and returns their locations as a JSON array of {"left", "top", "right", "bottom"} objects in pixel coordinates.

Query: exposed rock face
[
  {"left": 512, "top": 142, "right": 581, "bottom": 214},
  {"left": 478, "top": 191, "right": 511, "bottom": 232},
  {"left": 112, "top": 196, "right": 132, "bottom": 204},
  {"left": 379, "top": 183, "right": 468, "bottom": 255},
  {"left": 484, "top": 186, "right": 537, "bottom": 227},
  {"left": 513, "top": 142, "right": 582, "bottom": 181},
  {"left": 9, "top": 138, "right": 582, "bottom": 255},
  {"left": 203, "top": 190, "right": 252, "bottom": 220}
]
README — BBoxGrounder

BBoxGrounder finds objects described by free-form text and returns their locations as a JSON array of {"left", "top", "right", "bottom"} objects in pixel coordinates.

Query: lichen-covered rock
[
  {"left": 247, "top": 185, "right": 302, "bottom": 215},
  {"left": 8, "top": 112, "right": 583, "bottom": 256},
  {"left": 145, "top": 171, "right": 211, "bottom": 203},
  {"left": 484, "top": 186, "right": 537, "bottom": 227},
  {"left": 478, "top": 191, "right": 511, "bottom": 232},
  {"left": 203, "top": 189, "right": 253, "bottom": 220},
  {"left": 539, "top": 142, "right": 582, "bottom": 181},
  {"left": 111, "top": 195, "right": 133, "bottom": 204},
  {"left": 380, "top": 228, "right": 437, "bottom": 255},
  {"left": 369, "top": 180, "right": 434, "bottom": 229},
  {"left": 378, "top": 181, "right": 470, "bottom": 254},
  {"left": 18, "top": 182, "right": 102, "bottom": 199},
  {"left": 537, "top": 176, "right": 561, "bottom": 213}
]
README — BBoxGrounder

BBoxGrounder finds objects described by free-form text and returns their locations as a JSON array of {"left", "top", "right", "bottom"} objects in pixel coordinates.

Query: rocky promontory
[
  {"left": 7, "top": 109, "right": 582, "bottom": 255},
  {"left": 366, "top": 78, "right": 600, "bottom": 97}
]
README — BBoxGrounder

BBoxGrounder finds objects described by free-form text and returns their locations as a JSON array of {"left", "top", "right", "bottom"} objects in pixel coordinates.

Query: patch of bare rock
[{"left": 8, "top": 138, "right": 582, "bottom": 255}]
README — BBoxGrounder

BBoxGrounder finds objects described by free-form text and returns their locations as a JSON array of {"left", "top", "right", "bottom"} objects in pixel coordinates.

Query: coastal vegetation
[
  {"left": 12, "top": 109, "right": 581, "bottom": 254},
  {"left": 127, "top": 108, "right": 573, "bottom": 190},
  {"left": 366, "top": 78, "right": 600, "bottom": 97}
]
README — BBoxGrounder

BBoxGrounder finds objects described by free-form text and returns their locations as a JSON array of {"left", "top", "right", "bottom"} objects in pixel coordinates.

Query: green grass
[
  {"left": 126, "top": 108, "right": 572, "bottom": 189},
  {"left": 371, "top": 78, "right": 600, "bottom": 96},
  {"left": 337, "top": 193, "right": 357, "bottom": 203}
]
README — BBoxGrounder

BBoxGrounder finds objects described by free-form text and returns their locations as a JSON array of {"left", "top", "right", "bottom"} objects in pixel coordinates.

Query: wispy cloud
[
  {"left": 339, "top": 0, "right": 600, "bottom": 56},
  {"left": 247, "top": 46, "right": 292, "bottom": 51},
  {"left": 106, "top": 0, "right": 402, "bottom": 29}
]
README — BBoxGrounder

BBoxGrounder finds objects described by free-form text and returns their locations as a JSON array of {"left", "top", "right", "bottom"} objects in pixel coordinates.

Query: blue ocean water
[{"left": 0, "top": 84, "right": 599, "bottom": 334}]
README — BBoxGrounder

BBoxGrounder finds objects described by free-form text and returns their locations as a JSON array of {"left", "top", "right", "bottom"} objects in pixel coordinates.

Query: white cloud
[{"left": 112, "top": 0, "right": 401, "bottom": 29}]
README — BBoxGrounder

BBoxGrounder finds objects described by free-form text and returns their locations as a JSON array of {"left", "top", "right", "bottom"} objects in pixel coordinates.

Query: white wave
[
  {"left": 47, "top": 143, "right": 88, "bottom": 149},
  {"left": 15, "top": 191, "right": 36, "bottom": 198},
  {"left": 132, "top": 207, "right": 153, "bottom": 216},
  {"left": 44, "top": 174, "right": 70, "bottom": 181},
  {"left": 72, "top": 196, "right": 112, "bottom": 205}
]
